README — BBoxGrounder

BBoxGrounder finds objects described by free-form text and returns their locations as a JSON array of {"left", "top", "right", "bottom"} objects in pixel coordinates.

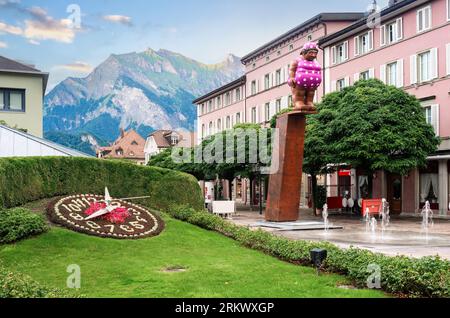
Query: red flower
[{"left": 84, "top": 202, "right": 130, "bottom": 224}]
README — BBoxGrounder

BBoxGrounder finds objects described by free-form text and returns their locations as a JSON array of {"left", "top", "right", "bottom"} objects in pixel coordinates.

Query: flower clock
[{"left": 47, "top": 188, "right": 164, "bottom": 239}]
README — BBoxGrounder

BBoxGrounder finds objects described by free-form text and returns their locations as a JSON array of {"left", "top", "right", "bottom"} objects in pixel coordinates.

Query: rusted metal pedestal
[{"left": 265, "top": 110, "right": 317, "bottom": 222}]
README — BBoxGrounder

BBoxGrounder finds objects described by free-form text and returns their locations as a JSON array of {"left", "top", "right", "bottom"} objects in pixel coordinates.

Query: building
[
  {"left": 97, "top": 129, "right": 146, "bottom": 165},
  {"left": 0, "top": 124, "right": 91, "bottom": 157},
  {"left": 318, "top": 0, "right": 450, "bottom": 216},
  {"left": 193, "top": 12, "right": 365, "bottom": 206},
  {"left": 144, "top": 130, "right": 196, "bottom": 165},
  {"left": 0, "top": 55, "right": 48, "bottom": 138}
]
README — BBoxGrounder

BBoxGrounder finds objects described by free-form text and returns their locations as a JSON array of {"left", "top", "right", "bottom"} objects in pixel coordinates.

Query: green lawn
[{"left": 0, "top": 212, "right": 386, "bottom": 298}]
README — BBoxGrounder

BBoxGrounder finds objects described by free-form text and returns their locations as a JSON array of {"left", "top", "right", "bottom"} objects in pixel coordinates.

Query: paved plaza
[{"left": 230, "top": 207, "right": 450, "bottom": 259}]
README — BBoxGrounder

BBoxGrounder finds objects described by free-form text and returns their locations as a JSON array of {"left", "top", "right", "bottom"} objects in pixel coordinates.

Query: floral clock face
[{"left": 47, "top": 194, "right": 164, "bottom": 239}]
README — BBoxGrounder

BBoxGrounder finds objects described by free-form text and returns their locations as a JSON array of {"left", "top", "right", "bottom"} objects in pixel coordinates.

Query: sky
[{"left": 0, "top": 0, "right": 390, "bottom": 90}]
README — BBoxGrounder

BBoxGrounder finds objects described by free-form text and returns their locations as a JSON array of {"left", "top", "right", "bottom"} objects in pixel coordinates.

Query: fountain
[
  {"left": 364, "top": 208, "right": 371, "bottom": 232},
  {"left": 421, "top": 201, "right": 434, "bottom": 231},
  {"left": 380, "top": 199, "right": 390, "bottom": 231},
  {"left": 322, "top": 204, "right": 329, "bottom": 232}
]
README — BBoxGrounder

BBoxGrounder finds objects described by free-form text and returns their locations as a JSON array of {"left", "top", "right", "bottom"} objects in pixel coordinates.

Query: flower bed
[{"left": 166, "top": 205, "right": 450, "bottom": 298}]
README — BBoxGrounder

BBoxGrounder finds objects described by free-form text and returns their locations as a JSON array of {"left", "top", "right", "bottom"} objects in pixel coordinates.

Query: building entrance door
[{"left": 387, "top": 174, "right": 402, "bottom": 215}]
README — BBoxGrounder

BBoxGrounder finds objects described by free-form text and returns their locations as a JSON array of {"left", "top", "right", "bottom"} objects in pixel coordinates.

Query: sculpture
[{"left": 288, "top": 42, "right": 322, "bottom": 111}]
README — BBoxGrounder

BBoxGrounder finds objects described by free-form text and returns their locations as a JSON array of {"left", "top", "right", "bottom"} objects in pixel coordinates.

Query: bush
[
  {"left": 0, "top": 264, "right": 81, "bottom": 298},
  {"left": 0, "top": 157, "right": 204, "bottom": 211},
  {"left": 167, "top": 205, "right": 450, "bottom": 298},
  {"left": 0, "top": 208, "right": 48, "bottom": 244}
]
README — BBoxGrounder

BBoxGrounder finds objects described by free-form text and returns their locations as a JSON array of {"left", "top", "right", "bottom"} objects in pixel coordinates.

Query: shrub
[
  {"left": 0, "top": 264, "right": 81, "bottom": 298},
  {"left": 167, "top": 205, "right": 450, "bottom": 298},
  {"left": 0, "top": 208, "right": 48, "bottom": 244},
  {"left": 0, "top": 157, "right": 204, "bottom": 211}
]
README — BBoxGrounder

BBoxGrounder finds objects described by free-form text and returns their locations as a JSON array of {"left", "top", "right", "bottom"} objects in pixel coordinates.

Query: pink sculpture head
[{"left": 301, "top": 42, "right": 319, "bottom": 61}]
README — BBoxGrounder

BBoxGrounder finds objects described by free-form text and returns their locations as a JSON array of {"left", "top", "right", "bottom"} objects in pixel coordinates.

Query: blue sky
[{"left": 0, "top": 0, "right": 389, "bottom": 90}]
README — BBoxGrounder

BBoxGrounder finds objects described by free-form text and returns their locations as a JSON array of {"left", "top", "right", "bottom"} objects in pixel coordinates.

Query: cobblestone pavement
[{"left": 229, "top": 208, "right": 450, "bottom": 259}]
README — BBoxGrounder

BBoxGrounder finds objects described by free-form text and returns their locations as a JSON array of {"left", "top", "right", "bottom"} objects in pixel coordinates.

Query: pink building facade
[
  {"left": 193, "top": 13, "right": 365, "bottom": 206},
  {"left": 319, "top": 0, "right": 450, "bottom": 215}
]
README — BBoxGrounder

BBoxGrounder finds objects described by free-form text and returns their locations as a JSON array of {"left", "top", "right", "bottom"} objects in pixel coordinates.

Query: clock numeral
[
  {"left": 104, "top": 225, "right": 115, "bottom": 233},
  {"left": 73, "top": 199, "right": 87, "bottom": 208},
  {"left": 69, "top": 213, "right": 84, "bottom": 221},
  {"left": 120, "top": 225, "right": 135, "bottom": 233},
  {"left": 129, "top": 221, "right": 144, "bottom": 230},
  {"left": 135, "top": 216, "right": 148, "bottom": 223},
  {"left": 86, "top": 221, "right": 101, "bottom": 229},
  {"left": 130, "top": 208, "right": 141, "bottom": 216}
]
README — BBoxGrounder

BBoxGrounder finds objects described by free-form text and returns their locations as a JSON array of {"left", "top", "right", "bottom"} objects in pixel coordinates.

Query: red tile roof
[{"left": 97, "top": 129, "right": 145, "bottom": 160}]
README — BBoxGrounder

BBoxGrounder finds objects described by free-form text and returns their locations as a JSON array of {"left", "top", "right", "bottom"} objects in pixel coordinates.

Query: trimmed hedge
[
  {"left": 0, "top": 264, "right": 82, "bottom": 298},
  {"left": 0, "top": 208, "right": 48, "bottom": 243},
  {"left": 167, "top": 205, "right": 450, "bottom": 298},
  {"left": 0, "top": 157, "right": 204, "bottom": 211}
]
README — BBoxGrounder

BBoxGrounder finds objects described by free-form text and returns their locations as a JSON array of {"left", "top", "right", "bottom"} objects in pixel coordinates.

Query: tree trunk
[{"left": 311, "top": 174, "right": 318, "bottom": 216}]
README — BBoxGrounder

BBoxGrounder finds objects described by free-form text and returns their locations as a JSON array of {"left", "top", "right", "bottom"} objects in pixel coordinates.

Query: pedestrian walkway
[{"left": 229, "top": 208, "right": 450, "bottom": 259}]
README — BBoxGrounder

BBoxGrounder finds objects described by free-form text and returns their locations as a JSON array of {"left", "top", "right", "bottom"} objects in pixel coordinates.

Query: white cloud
[
  {"left": 23, "top": 17, "right": 75, "bottom": 43},
  {"left": 103, "top": 15, "right": 133, "bottom": 27},
  {"left": 54, "top": 61, "right": 93, "bottom": 73},
  {"left": 28, "top": 39, "right": 40, "bottom": 45},
  {"left": 0, "top": 21, "right": 23, "bottom": 35},
  {"left": 0, "top": 41, "right": 8, "bottom": 48}
]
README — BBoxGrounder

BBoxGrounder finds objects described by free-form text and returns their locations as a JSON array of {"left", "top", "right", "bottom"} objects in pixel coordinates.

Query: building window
[
  {"left": 386, "top": 62, "right": 398, "bottom": 86},
  {"left": 354, "top": 31, "right": 373, "bottom": 56},
  {"left": 276, "top": 99, "right": 281, "bottom": 113},
  {"left": 0, "top": 89, "right": 25, "bottom": 112},
  {"left": 275, "top": 69, "right": 281, "bottom": 86},
  {"left": 418, "top": 51, "right": 431, "bottom": 83},
  {"left": 208, "top": 100, "right": 212, "bottom": 112},
  {"left": 209, "top": 122, "right": 213, "bottom": 136},
  {"left": 359, "top": 71, "right": 370, "bottom": 80},
  {"left": 217, "top": 96, "right": 222, "bottom": 108},
  {"left": 202, "top": 124, "right": 206, "bottom": 138},
  {"left": 201, "top": 104, "right": 205, "bottom": 115},
  {"left": 265, "top": 103, "right": 270, "bottom": 122},
  {"left": 266, "top": 56, "right": 270, "bottom": 62},
  {"left": 251, "top": 107, "right": 257, "bottom": 123},
  {"left": 381, "top": 18, "right": 403, "bottom": 46},
  {"left": 264, "top": 74, "right": 270, "bottom": 90},
  {"left": 288, "top": 95, "right": 293, "bottom": 107},
  {"left": 419, "top": 161, "right": 439, "bottom": 209},
  {"left": 336, "top": 79, "right": 346, "bottom": 91},
  {"left": 424, "top": 106, "right": 432, "bottom": 125},
  {"left": 236, "top": 88, "right": 241, "bottom": 101},
  {"left": 417, "top": 6, "right": 432, "bottom": 33},
  {"left": 447, "top": 0, "right": 450, "bottom": 21},
  {"left": 252, "top": 63, "right": 256, "bottom": 69},
  {"left": 333, "top": 42, "right": 348, "bottom": 64},
  {"left": 226, "top": 116, "right": 231, "bottom": 129},
  {"left": 289, "top": 44, "right": 294, "bottom": 51},
  {"left": 236, "top": 112, "right": 241, "bottom": 124},
  {"left": 217, "top": 119, "right": 222, "bottom": 132},
  {"left": 171, "top": 135, "right": 179, "bottom": 145},
  {"left": 277, "top": 50, "right": 281, "bottom": 56},
  {"left": 251, "top": 81, "right": 257, "bottom": 95},
  {"left": 225, "top": 92, "right": 231, "bottom": 106},
  {"left": 308, "top": 34, "right": 313, "bottom": 41}
]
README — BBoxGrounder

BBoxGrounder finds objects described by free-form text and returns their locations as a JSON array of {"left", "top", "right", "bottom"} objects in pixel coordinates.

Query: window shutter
[
  {"left": 431, "top": 48, "right": 438, "bottom": 79},
  {"left": 397, "top": 59, "right": 404, "bottom": 88},
  {"left": 380, "top": 64, "right": 387, "bottom": 83},
  {"left": 368, "top": 30, "right": 374, "bottom": 51},
  {"left": 431, "top": 104, "right": 439, "bottom": 136},
  {"left": 331, "top": 46, "right": 337, "bottom": 65},
  {"left": 425, "top": 7, "right": 431, "bottom": 30},
  {"left": 344, "top": 41, "right": 349, "bottom": 60},
  {"left": 354, "top": 37, "right": 360, "bottom": 56},
  {"left": 331, "top": 80, "right": 337, "bottom": 92},
  {"left": 344, "top": 76, "right": 350, "bottom": 87},
  {"left": 369, "top": 68, "right": 375, "bottom": 79},
  {"left": 447, "top": 43, "right": 450, "bottom": 75},
  {"left": 354, "top": 73, "right": 360, "bottom": 82},
  {"left": 410, "top": 54, "right": 418, "bottom": 85},
  {"left": 380, "top": 25, "right": 386, "bottom": 46},
  {"left": 396, "top": 18, "right": 403, "bottom": 40}
]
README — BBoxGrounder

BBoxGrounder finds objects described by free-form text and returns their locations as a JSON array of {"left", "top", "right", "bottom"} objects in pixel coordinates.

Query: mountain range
[{"left": 44, "top": 48, "right": 245, "bottom": 155}]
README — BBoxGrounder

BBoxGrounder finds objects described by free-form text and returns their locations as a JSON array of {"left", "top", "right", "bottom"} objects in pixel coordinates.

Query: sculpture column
[{"left": 265, "top": 110, "right": 316, "bottom": 222}]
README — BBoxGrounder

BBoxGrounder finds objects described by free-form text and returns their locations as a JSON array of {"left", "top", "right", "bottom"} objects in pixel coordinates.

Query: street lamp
[{"left": 310, "top": 248, "right": 327, "bottom": 275}]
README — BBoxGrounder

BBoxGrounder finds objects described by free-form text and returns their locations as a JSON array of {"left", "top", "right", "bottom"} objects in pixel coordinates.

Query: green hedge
[
  {"left": 0, "top": 264, "right": 82, "bottom": 298},
  {"left": 0, "top": 208, "right": 49, "bottom": 243},
  {"left": 0, "top": 157, "right": 204, "bottom": 211},
  {"left": 167, "top": 205, "right": 450, "bottom": 298}
]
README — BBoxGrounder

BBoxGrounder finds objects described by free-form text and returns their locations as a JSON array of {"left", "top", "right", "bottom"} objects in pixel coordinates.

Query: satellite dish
[
  {"left": 348, "top": 198, "right": 354, "bottom": 208},
  {"left": 342, "top": 198, "right": 348, "bottom": 208}
]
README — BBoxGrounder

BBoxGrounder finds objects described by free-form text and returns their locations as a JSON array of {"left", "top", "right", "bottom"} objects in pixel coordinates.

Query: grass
[{"left": 0, "top": 201, "right": 387, "bottom": 298}]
